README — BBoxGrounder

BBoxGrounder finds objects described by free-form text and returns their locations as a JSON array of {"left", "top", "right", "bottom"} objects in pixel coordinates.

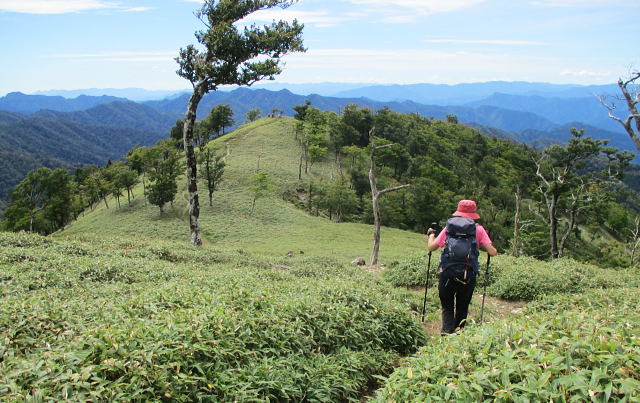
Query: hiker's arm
[
  {"left": 427, "top": 234, "right": 439, "bottom": 251},
  {"left": 483, "top": 243, "right": 497, "bottom": 256},
  {"left": 478, "top": 225, "right": 497, "bottom": 256},
  {"left": 427, "top": 228, "right": 442, "bottom": 252}
]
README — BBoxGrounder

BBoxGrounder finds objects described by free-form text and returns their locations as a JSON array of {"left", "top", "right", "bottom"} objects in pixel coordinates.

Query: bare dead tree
[
  {"left": 512, "top": 185, "right": 522, "bottom": 256},
  {"left": 557, "top": 180, "right": 593, "bottom": 258},
  {"left": 597, "top": 70, "right": 640, "bottom": 150},
  {"left": 628, "top": 216, "right": 640, "bottom": 268},
  {"left": 368, "top": 128, "right": 409, "bottom": 265}
]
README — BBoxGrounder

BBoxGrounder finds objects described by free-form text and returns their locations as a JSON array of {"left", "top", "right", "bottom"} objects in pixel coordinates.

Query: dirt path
[
  {"left": 421, "top": 293, "right": 526, "bottom": 337},
  {"left": 364, "top": 265, "right": 526, "bottom": 337}
]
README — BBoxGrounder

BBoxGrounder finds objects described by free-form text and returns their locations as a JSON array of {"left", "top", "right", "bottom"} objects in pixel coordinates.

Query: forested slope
[{"left": 0, "top": 111, "right": 171, "bottom": 212}]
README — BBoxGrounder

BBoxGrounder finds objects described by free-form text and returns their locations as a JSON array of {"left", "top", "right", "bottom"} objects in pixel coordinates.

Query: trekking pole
[
  {"left": 421, "top": 250, "right": 432, "bottom": 322},
  {"left": 480, "top": 253, "right": 490, "bottom": 324},
  {"left": 421, "top": 222, "right": 438, "bottom": 322}
]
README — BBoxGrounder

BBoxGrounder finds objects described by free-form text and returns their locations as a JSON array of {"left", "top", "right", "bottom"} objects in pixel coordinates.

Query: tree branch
[
  {"left": 378, "top": 184, "right": 410, "bottom": 196},
  {"left": 374, "top": 144, "right": 395, "bottom": 151}
]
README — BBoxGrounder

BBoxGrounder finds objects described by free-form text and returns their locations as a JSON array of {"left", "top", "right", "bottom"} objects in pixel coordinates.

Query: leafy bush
[
  {"left": 383, "top": 251, "right": 499, "bottom": 288},
  {"left": 0, "top": 232, "right": 426, "bottom": 401},
  {"left": 384, "top": 252, "right": 639, "bottom": 303},
  {"left": 374, "top": 287, "right": 640, "bottom": 402},
  {"left": 383, "top": 252, "right": 431, "bottom": 287},
  {"left": 488, "top": 255, "right": 638, "bottom": 301}
]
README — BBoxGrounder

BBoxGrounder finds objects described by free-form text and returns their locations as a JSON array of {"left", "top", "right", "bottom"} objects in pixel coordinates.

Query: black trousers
[{"left": 438, "top": 272, "right": 476, "bottom": 334}]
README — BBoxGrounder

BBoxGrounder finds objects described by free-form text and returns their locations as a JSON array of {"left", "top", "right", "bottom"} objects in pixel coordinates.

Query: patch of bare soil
[
  {"left": 364, "top": 264, "right": 386, "bottom": 275},
  {"left": 422, "top": 294, "right": 526, "bottom": 338}
]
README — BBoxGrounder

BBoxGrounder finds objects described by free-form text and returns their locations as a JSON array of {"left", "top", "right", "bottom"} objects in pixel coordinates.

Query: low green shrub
[
  {"left": 374, "top": 287, "right": 640, "bottom": 402},
  {"left": 488, "top": 255, "right": 638, "bottom": 301},
  {"left": 0, "top": 232, "right": 426, "bottom": 401},
  {"left": 383, "top": 252, "right": 430, "bottom": 287},
  {"left": 383, "top": 251, "right": 498, "bottom": 289},
  {"left": 385, "top": 253, "right": 639, "bottom": 302}
]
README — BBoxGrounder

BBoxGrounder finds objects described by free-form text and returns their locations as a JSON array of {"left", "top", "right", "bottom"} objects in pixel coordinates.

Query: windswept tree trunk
[
  {"left": 368, "top": 128, "right": 409, "bottom": 266},
  {"left": 183, "top": 85, "right": 205, "bottom": 246}
]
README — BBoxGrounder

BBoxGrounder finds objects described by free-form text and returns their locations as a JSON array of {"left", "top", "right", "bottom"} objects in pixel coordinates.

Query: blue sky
[{"left": 0, "top": 0, "right": 638, "bottom": 95}]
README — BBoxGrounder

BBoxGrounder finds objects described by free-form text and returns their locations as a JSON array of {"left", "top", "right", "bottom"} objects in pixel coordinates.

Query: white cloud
[
  {"left": 247, "top": 9, "right": 348, "bottom": 27},
  {"left": 124, "top": 6, "right": 152, "bottom": 12},
  {"left": 344, "top": 0, "right": 487, "bottom": 15},
  {"left": 50, "top": 51, "right": 176, "bottom": 62},
  {"left": 274, "top": 48, "right": 618, "bottom": 85},
  {"left": 532, "top": 0, "right": 638, "bottom": 7},
  {"left": 0, "top": 0, "right": 114, "bottom": 14},
  {"left": 560, "top": 69, "right": 612, "bottom": 77},
  {"left": 0, "top": 0, "right": 152, "bottom": 14},
  {"left": 424, "top": 39, "right": 547, "bottom": 45}
]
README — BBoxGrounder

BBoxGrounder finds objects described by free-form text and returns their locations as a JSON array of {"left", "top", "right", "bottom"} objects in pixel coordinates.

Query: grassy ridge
[
  {"left": 0, "top": 232, "right": 428, "bottom": 401},
  {"left": 60, "top": 118, "right": 425, "bottom": 263}
]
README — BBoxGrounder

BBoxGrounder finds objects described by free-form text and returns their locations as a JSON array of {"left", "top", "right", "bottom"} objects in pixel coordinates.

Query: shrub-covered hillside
[
  {"left": 0, "top": 231, "right": 428, "bottom": 401},
  {"left": 57, "top": 118, "right": 427, "bottom": 264}
]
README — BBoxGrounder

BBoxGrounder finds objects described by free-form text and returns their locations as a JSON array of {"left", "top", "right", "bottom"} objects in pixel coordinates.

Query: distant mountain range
[
  {"left": 332, "top": 81, "right": 619, "bottom": 105},
  {"left": 33, "top": 88, "right": 189, "bottom": 102},
  {"left": 144, "top": 87, "right": 633, "bottom": 154},
  {"left": 0, "top": 81, "right": 635, "bottom": 212},
  {"left": 0, "top": 92, "right": 127, "bottom": 114}
]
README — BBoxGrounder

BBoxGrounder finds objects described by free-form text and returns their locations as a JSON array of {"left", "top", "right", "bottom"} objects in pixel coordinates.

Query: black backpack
[{"left": 439, "top": 217, "right": 479, "bottom": 285}]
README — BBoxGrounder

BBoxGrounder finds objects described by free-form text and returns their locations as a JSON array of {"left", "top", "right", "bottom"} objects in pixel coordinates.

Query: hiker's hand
[{"left": 426, "top": 228, "right": 436, "bottom": 237}]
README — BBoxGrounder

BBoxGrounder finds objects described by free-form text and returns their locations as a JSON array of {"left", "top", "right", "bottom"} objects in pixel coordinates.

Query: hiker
[{"left": 427, "top": 199, "right": 497, "bottom": 334}]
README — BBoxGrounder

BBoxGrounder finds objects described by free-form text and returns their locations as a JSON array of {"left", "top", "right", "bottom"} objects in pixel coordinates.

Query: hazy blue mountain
[
  {"left": 333, "top": 81, "right": 619, "bottom": 105},
  {"left": 145, "top": 87, "right": 557, "bottom": 133},
  {"left": 0, "top": 92, "right": 128, "bottom": 114},
  {"left": 467, "top": 93, "right": 620, "bottom": 132},
  {"left": 239, "top": 82, "right": 371, "bottom": 96},
  {"left": 519, "top": 122, "right": 635, "bottom": 158},
  {"left": 0, "top": 111, "right": 23, "bottom": 124},
  {"left": 32, "top": 101, "right": 177, "bottom": 133},
  {"left": 33, "top": 88, "right": 188, "bottom": 101}
]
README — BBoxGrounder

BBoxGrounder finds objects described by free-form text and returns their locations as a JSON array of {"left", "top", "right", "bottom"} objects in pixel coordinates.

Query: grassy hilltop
[{"left": 60, "top": 117, "right": 425, "bottom": 264}]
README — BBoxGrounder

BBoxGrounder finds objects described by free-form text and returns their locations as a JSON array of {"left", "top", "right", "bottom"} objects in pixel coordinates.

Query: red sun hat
[{"left": 452, "top": 199, "right": 480, "bottom": 220}]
